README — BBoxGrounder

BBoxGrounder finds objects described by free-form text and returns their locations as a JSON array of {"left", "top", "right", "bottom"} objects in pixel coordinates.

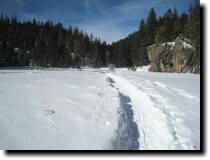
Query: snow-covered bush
[
  {"left": 108, "top": 64, "right": 115, "bottom": 71},
  {"left": 128, "top": 66, "right": 137, "bottom": 71}
]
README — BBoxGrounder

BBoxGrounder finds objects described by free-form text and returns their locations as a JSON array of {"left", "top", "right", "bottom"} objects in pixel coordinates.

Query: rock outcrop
[{"left": 147, "top": 37, "right": 200, "bottom": 73}]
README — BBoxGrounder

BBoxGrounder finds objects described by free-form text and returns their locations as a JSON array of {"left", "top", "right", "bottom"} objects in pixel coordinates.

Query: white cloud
[
  {"left": 74, "top": 0, "right": 152, "bottom": 43},
  {"left": 14, "top": 0, "right": 168, "bottom": 43},
  {"left": 114, "top": 0, "right": 165, "bottom": 19},
  {"left": 84, "top": 0, "right": 104, "bottom": 16},
  {"left": 77, "top": 0, "right": 168, "bottom": 43},
  {"left": 78, "top": 22, "right": 128, "bottom": 44}
]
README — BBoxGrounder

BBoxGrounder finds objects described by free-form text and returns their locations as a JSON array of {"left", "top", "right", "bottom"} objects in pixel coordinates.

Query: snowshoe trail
[
  {"left": 106, "top": 70, "right": 199, "bottom": 150},
  {"left": 107, "top": 76, "right": 140, "bottom": 150}
]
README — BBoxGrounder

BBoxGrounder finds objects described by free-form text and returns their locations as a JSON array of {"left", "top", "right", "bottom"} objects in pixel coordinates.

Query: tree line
[
  {"left": 111, "top": 0, "right": 200, "bottom": 67},
  {"left": 0, "top": 0, "right": 200, "bottom": 68},
  {"left": 0, "top": 15, "right": 109, "bottom": 68}
]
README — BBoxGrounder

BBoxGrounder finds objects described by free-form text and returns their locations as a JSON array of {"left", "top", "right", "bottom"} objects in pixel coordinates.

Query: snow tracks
[
  {"left": 107, "top": 77, "right": 139, "bottom": 150},
  {"left": 106, "top": 72, "right": 199, "bottom": 150}
]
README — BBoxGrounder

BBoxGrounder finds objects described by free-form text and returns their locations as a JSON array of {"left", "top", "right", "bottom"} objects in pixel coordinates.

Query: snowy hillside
[{"left": 0, "top": 67, "right": 200, "bottom": 150}]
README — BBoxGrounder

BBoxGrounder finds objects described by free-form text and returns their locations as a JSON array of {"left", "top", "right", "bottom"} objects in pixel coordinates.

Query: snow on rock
[
  {"left": 148, "top": 37, "right": 198, "bottom": 73},
  {"left": 161, "top": 39, "right": 194, "bottom": 50},
  {"left": 183, "top": 41, "right": 194, "bottom": 49},
  {"left": 162, "top": 42, "right": 175, "bottom": 48}
]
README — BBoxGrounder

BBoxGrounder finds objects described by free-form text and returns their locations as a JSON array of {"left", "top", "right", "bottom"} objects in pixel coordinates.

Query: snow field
[
  {"left": 0, "top": 67, "right": 200, "bottom": 150},
  {"left": 0, "top": 69, "right": 120, "bottom": 149}
]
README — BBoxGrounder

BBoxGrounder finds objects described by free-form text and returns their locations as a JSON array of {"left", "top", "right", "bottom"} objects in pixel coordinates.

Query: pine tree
[
  {"left": 187, "top": 0, "right": 200, "bottom": 65},
  {"left": 172, "top": 7, "right": 181, "bottom": 39},
  {"left": 180, "top": 12, "right": 189, "bottom": 37},
  {"left": 146, "top": 8, "right": 157, "bottom": 44},
  {"left": 0, "top": 40, "right": 4, "bottom": 66},
  {"left": 164, "top": 9, "right": 173, "bottom": 41}
]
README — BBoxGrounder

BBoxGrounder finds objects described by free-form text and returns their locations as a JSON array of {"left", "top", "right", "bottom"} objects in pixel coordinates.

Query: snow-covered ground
[
  {"left": 108, "top": 67, "right": 200, "bottom": 150},
  {"left": 0, "top": 67, "right": 200, "bottom": 150},
  {"left": 0, "top": 68, "right": 120, "bottom": 150}
]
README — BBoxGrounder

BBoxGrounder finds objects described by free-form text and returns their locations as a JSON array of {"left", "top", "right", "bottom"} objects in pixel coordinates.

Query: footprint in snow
[{"left": 44, "top": 110, "right": 55, "bottom": 115}]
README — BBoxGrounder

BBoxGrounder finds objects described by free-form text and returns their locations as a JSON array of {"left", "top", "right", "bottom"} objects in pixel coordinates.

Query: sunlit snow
[{"left": 0, "top": 67, "right": 200, "bottom": 150}]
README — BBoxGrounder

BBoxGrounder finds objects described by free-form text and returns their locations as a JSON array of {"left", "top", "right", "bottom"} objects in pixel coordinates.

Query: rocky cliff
[{"left": 147, "top": 37, "right": 200, "bottom": 73}]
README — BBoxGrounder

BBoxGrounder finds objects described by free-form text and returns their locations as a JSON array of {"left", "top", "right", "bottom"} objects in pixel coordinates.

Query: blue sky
[{"left": 0, "top": 0, "right": 194, "bottom": 43}]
